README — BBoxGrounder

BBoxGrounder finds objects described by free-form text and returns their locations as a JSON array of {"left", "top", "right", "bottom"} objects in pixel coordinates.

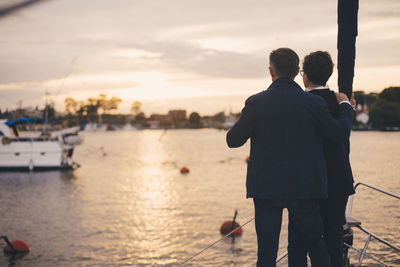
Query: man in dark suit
[
  {"left": 226, "top": 48, "right": 355, "bottom": 267},
  {"left": 287, "top": 51, "right": 355, "bottom": 267}
]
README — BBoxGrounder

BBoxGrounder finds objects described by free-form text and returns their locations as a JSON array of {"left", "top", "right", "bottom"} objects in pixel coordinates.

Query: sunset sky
[{"left": 0, "top": 0, "right": 399, "bottom": 115}]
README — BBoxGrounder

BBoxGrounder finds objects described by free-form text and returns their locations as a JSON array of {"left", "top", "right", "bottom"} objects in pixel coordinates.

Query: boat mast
[{"left": 337, "top": 0, "right": 359, "bottom": 99}]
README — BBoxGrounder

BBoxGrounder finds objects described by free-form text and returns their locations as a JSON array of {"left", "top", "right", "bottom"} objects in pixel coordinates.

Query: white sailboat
[{"left": 0, "top": 119, "right": 83, "bottom": 171}]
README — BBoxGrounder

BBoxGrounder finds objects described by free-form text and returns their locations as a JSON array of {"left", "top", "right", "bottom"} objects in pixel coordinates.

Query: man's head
[
  {"left": 302, "top": 51, "right": 334, "bottom": 88},
  {"left": 269, "top": 48, "right": 299, "bottom": 81}
]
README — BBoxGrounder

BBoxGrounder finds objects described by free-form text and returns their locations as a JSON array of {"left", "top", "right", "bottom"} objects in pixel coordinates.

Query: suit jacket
[
  {"left": 308, "top": 88, "right": 355, "bottom": 197},
  {"left": 226, "top": 78, "right": 354, "bottom": 199}
]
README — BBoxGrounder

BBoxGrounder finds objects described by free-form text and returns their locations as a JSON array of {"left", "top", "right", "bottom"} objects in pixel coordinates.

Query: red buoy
[
  {"left": 3, "top": 240, "right": 30, "bottom": 253},
  {"left": 245, "top": 156, "right": 250, "bottom": 163},
  {"left": 180, "top": 166, "right": 190, "bottom": 174},
  {"left": 220, "top": 221, "right": 243, "bottom": 236}
]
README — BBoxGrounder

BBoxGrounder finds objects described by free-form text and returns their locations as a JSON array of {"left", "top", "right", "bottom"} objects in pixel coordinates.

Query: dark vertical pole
[
  {"left": 337, "top": 0, "right": 359, "bottom": 99},
  {"left": 0, "top": 0, "right": 47, "bottom": 18},
  {"left": 1, "top": 236, "right": 16, "bottom": 253}
]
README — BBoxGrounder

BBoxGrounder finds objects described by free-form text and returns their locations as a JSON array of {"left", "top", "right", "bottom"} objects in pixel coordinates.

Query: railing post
[
  {"left": 347, "top": 194, "right": 354, "bottom": 218},
  {"left": 358, "top": 234, "right": 371, "bottom": 266}
]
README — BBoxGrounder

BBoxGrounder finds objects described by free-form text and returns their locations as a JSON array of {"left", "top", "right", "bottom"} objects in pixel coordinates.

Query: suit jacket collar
[
  {"left": 306, "top": 86, "right": 329, "bottom": 92},
  {"left": 269, "top": 77, "right": 303, "bottom": 91}
]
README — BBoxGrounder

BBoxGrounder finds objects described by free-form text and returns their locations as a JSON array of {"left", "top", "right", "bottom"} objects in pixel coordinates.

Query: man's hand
[
  {"left": 350, "top": 93, "right": 356, "bottom": 110},
  {"left": 336, "top": 92, "right": 349, "bottom": 103}
]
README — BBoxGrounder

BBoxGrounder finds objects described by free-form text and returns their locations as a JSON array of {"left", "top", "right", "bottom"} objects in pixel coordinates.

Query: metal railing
[
  {"left": 276, "top": 182, "right": 400, "bottom": 266},
  {"left": 181, "top": 182, "right": 399, "bottom": 266},
  {"left": 345, "top": 182, "right": 400, "bottom": 266}
]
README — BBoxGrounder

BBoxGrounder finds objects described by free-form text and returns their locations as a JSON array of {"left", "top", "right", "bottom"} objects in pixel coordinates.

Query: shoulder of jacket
[
  {"left": 245, "top": 90, "right": 266, "bottom": 105},
  {"left": 327, "top": 89, "right": 337, "bottom": 98},
  {"left": 310, "top": 90, "right": 334, "bottom": 102},
  {"left": 305, "top": 92, "right": 327, "bottom": 108}
]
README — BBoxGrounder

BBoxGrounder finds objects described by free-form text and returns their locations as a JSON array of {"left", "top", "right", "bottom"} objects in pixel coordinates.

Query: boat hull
[
  {"left": 0, "top": 165, "right": 75, "bottom": 171},
  {"left": 0, "top": 138, "right": 77, "bottom": 171}
]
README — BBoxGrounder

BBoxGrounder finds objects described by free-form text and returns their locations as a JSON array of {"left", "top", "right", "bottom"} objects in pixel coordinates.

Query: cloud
[
  {"left": 0, "top": 0, "right": 399, "bottom": 113},
  {"left": 127, "top": 40, "right": 266, "bottom": 79},
  {"left": 360, "top": 0, "right": 400, "bottom": 18}
]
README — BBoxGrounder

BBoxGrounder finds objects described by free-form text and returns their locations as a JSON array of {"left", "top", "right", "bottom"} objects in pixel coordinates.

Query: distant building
[
  {"left": 148, "top": 114, "right": 171, "bottom": 129},
  {"left": 168, "top": 109, "right": 186, "bottom": 127},
  {"left": 149, "top": 114, "right": 169, "bottom": 122},
  {"left": 168, "top": 110, "right": 186, "bottom": 121},
  {"left": 356, "top": 104, "right": 369, "bottom": 125}
]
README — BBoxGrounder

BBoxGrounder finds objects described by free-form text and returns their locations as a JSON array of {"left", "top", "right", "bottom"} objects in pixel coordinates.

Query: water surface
[{"left": 0, "top": 130, "right": 399, "bottom": 266}]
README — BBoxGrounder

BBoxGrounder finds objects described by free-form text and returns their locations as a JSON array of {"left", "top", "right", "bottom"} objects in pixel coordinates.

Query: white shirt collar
[{"left": 305, "top": 85, "right": 329, "bottom": 92}]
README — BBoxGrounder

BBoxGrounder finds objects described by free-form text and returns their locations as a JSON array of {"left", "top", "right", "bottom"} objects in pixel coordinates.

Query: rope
[{"left": 180, "top": 217, "right": 255, "bottom": 265}]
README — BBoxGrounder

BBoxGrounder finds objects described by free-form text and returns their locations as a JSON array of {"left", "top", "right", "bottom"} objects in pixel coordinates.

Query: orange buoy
[
  {"left": 180, "top": 166, "right": 190, "bottom": 174},
  {"left": 220, "top": 210, "right": 243, "bottom": 236},
  {"left": 245, "top": 156, "right": 250, "bottom": 163},
  {"left": 3, "top": 239, "right": 30, "bottom": 254},
  {"left": 220, "top": 221, "right": 243, "bottom": 236}
]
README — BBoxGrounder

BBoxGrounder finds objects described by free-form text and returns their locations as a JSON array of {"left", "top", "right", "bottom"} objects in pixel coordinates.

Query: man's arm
[
  {"left": 315, "top": 93, "right": 355, "bottom": 143},
  {"left": 226, "top": 97, "right": 256, "bottom": 148}
]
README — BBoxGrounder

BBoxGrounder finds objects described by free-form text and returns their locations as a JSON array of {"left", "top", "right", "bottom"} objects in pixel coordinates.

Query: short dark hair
[
  {"left": 302, "top": 51, "right": 334, "bottom": 86},
  {"left": 269, "top": 48, "right": 299, "bottom": 79}
]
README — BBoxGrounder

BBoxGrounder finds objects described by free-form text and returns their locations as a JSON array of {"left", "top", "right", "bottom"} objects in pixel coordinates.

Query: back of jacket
[
  {"left": 309, "top": 89, "right": 355, "bottom": 197},
  {"left": 226, "top": 78, "right": 354, "bottom": 199}
]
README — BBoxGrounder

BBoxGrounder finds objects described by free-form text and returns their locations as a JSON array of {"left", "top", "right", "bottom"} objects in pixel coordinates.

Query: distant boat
[
  {"left": 83, "top": 122, "right": 107, "bottom": 132},
  {"left": 0, "top": 119, "right": 83, "bottom": 171},
  {"left": 121, "top": 123, "right": 138, "bottom": 131}
]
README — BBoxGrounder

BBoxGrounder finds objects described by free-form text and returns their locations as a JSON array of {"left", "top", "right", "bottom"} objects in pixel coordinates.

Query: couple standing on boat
[{"left": 227, "top": 48, "right": 355, "bottom": 267}]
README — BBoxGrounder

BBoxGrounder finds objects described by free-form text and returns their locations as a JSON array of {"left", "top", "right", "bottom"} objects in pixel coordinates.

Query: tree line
[
  {"left": 354, "top": 86, "right": 400, "bottom": 129},
  {"left": 1, "top": 87, "right": 398, "bottom": 130},
  {"left": 62, "top": 94, "right": 229, "bottom": 129}
]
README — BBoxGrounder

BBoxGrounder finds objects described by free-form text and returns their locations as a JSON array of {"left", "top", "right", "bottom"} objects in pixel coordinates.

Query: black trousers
[
  {"left": 288, "top": 195, "right": 348, "bottom": 267},
  {"left": 253, "top": 198, "right": 331, "bottom": 267}
]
